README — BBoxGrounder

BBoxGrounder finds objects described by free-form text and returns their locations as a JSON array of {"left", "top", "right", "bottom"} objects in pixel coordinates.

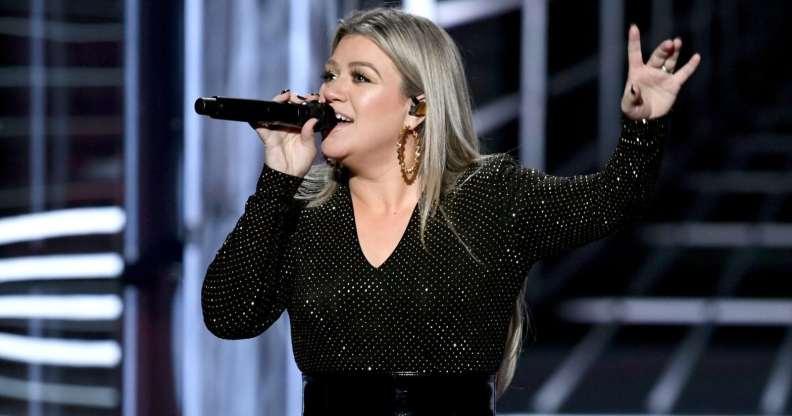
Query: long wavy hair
[{"left": 294, "top": 7, "right": 530, "bottom": 399}]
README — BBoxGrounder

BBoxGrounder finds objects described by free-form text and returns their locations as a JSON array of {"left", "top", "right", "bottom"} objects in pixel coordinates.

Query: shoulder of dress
[
  {"left": 459, "top": 153, "right": 514, "bottom": 176},
  {"left": 448, "top": 154, "right": 521, "bottom": 197},
  {"left": 460, "top": 152, "right": 543, "bottom": 183}
]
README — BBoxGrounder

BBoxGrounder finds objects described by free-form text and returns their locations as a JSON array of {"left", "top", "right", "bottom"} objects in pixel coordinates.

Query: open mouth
[{"left": 321, "top": 113, "right": 354, "bottom": 139}]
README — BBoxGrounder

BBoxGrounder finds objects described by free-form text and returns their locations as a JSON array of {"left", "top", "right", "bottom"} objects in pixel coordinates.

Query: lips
[
  {"left": 321, "top": 107, "right": 354, "bottom": 140},
  {"left": 321, "top": 121, "right": 351, "bottom": 140}
]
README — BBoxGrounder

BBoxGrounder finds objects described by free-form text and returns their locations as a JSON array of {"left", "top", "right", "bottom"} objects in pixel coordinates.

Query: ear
[{"left": 405, "top": 94, "right": 426, "bottom": 129}]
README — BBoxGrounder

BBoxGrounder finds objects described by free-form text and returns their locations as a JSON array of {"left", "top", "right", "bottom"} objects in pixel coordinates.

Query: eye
[
  {"left": 352, "top": 71, "right": 370, "bottom": 83},
  {"left": 321, "top": 70, "right": 336, "bottom": 82}
]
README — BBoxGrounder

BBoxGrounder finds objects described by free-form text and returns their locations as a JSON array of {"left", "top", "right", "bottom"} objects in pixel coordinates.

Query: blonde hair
[{"left": 295, "top": 6, "right": 530, "bottom": 399}]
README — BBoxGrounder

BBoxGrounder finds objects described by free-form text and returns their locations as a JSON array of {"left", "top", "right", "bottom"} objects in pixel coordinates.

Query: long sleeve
[
  {"left": 201, "top": 163, "right": 304, "bottom": 339},
  {"left": 498, "top": 114, "right": 667, "bottom": 261}
]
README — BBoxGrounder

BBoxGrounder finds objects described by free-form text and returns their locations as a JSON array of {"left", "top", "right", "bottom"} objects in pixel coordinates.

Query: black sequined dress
[{"left": 201, "top": 115, "right": 666, "bottom": 414}]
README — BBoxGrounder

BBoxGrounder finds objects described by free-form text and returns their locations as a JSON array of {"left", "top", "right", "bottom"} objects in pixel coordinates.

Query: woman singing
[{"left": 201, "top": 7, "right": 700, "bottom": 415}]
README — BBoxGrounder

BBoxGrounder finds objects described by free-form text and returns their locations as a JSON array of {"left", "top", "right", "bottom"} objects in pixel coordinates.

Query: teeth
[{"left": 334, "top": 114, "right": 352, "bottom": 122}]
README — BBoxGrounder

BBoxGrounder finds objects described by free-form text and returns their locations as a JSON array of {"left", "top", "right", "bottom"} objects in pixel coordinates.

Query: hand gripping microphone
[{"left": 194, "top": 96, "right": 337, "bottom": 133}]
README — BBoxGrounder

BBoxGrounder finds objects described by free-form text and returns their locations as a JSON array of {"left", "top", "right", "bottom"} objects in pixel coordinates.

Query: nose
[{"left": 320, "top": 79, "right": 346, "bottom": 104}]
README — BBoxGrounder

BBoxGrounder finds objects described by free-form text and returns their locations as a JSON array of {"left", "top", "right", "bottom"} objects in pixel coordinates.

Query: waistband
[{"left": 301, "top": 371, "right": 496, "bottom": 416}]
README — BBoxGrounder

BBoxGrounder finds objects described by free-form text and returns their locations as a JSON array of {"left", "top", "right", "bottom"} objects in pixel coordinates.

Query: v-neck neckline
[{"left": 343, "top": 183, "right": 419, "bottom": 272}]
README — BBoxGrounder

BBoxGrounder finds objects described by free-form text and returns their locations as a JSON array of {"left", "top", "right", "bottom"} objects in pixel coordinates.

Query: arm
[
  {"left": 499, "top": 114, "right": 667, "bottom": 260},
  {"left": 495, "top": 23, "right": 698, "bottom": 260},
  {"left": 201, "top": 163, "right": 304, "bottom": 339}
]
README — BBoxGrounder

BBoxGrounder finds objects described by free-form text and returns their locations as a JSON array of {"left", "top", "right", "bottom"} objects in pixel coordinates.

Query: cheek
[{"left": 356, "top": 93, "right": 406, "bottom": 137}]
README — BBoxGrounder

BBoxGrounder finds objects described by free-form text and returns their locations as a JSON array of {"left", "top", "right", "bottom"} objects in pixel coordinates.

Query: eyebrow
[{"left": 325, "top": 59, "right": 382, "bottom": 79}]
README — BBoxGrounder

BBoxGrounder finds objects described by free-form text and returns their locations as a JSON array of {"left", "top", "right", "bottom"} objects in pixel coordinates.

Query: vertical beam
[
  {"left": 533, "top": 324, "right": 618, "bottom": 412},
  {"left": 133, "top": 0, "right": 182, "bottom": 413},
  {"left": 122, "top": 2, "right": 140, "bottom": 415},
  {"left": 324, "top": 0, "right": 339, "bottom": 41},
  {"left": 29, "top": 0, "right": 45, "bottom": 215},
  {"left": 182, "top": 0, "right": 204, "bottom": 414},
  {"left": 121, "top": 287, "right": 137, "bottom": 416},
  {"left": 597, "top": 0, "right": 624, "bottom": 168},
  {"left": 761, "top": 326, "right": 792, "bottom": 414},
  {"left": 289, "top": 0, "right": 313, "bottom": 94},
  {"left": 287, "top": 3, "right": 311, "bottom": 414},
  {"left": 50, "top": 0, "right": 70, "bottom": 210},
  {"left": 520, "top": 0, "right": 547, "bottom": 170},
  {"left": 646, "top": 325, "right": 712, "bottom": 413},
  {"left": 27, "top": 2, "right": 46, "bottom": 415},
  {"left": 124, "top": 0, "right": 140, "bottom": 264},
  {"left": 181, "top": 244, "right": 202, "bottom": 416}
]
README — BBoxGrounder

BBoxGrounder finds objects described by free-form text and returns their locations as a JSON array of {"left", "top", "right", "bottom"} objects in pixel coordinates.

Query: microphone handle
[{"left": 194, "top": 96, "right": 337, "bottom": 132}]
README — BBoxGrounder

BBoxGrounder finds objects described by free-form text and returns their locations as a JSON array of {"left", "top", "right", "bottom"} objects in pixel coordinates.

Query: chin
[{"left": 320, "top": 139, "right": 350, "bottom": 162}]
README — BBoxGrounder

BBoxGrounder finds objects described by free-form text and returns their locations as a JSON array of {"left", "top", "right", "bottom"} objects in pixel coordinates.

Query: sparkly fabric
[{"left": 202, "top": 115, "right": 667, "bottom": 375}]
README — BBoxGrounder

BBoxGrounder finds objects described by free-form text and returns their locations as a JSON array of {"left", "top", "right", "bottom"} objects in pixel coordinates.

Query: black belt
[{"left": 302, "top": 372, "right": 496, "bottom": 416}]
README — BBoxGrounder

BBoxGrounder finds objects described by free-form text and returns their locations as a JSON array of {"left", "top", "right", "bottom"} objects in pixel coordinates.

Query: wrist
[
  {"left": 264, "top": 163, "right": 306, "bottom": 179},
  {"left": 619, "top": 113, "right": 668, "bottom": 147}
]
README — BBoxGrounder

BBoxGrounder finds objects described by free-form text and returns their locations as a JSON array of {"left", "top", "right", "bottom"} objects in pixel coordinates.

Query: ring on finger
[{"left": 661, "top": 63, "right": 673, "bottom": 74}]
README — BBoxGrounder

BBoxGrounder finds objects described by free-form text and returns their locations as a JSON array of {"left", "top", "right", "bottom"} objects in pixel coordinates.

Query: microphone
[{"left": 194, "top": 96, "right": 337, "bottom": 133}]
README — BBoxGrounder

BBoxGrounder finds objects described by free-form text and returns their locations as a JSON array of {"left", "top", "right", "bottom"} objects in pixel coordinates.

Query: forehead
[{"left": 328, "top": 35, "right": 398, "bottom": 73}]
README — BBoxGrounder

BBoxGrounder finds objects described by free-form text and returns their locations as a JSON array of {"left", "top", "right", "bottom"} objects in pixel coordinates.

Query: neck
[{"left": 347, "top": 164, "right": 420, "bottom": 215}]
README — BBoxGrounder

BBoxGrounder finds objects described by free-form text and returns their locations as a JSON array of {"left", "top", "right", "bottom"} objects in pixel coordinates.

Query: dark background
[{"left": 1, "top": 0, "right": 790, "bottom": 415}]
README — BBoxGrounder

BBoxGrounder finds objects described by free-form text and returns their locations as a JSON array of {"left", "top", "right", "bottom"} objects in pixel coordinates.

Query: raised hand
[
  {"left": 251, "top": 90, "right": 320, "bottom": 177},
  {"left": 621, "top": 24, "right": 701, "bottom": 120}
]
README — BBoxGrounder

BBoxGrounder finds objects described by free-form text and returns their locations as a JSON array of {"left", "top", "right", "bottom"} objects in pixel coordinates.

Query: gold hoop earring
[{"left": 397, "top": 126, "right": 421, "bottom": 185}]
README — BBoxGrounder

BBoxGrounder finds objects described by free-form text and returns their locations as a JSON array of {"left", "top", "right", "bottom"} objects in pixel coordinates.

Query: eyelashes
[
  {"left": 321, "top": 70, "right": 370, "bottom": 83},
  {"left": 351, "top": 71, "right": 370, "bottom": 83}
]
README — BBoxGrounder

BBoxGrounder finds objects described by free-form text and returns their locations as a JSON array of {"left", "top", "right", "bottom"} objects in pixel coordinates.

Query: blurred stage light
[
  {"left": 0, "top": 17, "right": 123, "bottom": 42},
  {"left": 641, "top": 222, "right": 792, "bottom": 247},
  {"left": 559, "top": 297, "right": 792, "bottom": 325},
  {"left": 403, "top": 0, "right": 436, "bottom": 19},
  {"left": 0, "top": 253, "right": 124, "bottom": 283},
  {"left": 0, "top": 374, "right": 119, "bottom": 408},
  {"left": 437, "top": 0, "right": 520, "bottom": 28},
  {"left": 0, "top": 207, "right": 125, "bottom": 246},
  {"left": 0, "top": 294, "right": 122, "bottom": 320},
  {"left": 0, "top": 332, "right": 121, "bottom": 367}
]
